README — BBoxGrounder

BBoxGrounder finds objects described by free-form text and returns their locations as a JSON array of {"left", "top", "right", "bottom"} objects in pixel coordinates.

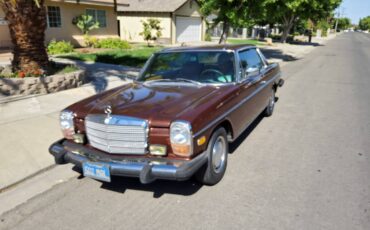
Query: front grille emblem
[{"left": 104, "top": 105, "right": 112, "bottom": 124}]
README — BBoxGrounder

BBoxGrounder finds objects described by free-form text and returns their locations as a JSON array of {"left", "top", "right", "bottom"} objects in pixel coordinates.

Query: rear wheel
[{"left": 195, "top": 127, "right": 228, "bottom": 185}]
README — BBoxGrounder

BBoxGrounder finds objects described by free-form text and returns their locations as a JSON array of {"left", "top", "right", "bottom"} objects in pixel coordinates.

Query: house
[
  {"left": 117, "top": 0, "right": 206, "bottom": 44},
  {"left": 0, "top": 0, "right": 127, "bottom": 48}
]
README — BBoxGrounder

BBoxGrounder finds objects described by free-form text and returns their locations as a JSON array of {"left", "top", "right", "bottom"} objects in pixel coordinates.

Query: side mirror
[
  {"left": 241, "top": 60, "right": 247, "bottom": 69},
  {"left": 246, "top": 66, "right": 260, "bottom": 77}
]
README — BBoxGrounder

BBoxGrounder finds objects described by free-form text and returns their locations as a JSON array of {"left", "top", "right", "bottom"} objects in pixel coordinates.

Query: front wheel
[{"left": 195, "top": 127, "right": 228, "bottom": 185}]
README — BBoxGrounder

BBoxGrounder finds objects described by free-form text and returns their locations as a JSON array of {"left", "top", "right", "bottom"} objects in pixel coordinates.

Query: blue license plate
[{"left": 83, "top": 162, "right": 111, "bottom": 182}]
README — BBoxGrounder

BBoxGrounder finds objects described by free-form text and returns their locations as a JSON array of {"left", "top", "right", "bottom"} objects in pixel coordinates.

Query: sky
[{"left": 340, "top": 0, "right": 370, "bottom": 24}]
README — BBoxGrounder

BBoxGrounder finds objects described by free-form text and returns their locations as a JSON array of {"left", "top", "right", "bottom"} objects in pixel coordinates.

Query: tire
[
  {"left": 264, "top": 90, "right": 276, "bottom": 117},
  {"left": 195, "top": 127, "right": 228, "bottom": 185}
]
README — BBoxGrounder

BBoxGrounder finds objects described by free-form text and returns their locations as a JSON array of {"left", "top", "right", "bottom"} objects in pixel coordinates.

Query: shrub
[
  {"left": 139, "top": 19, "right": 163, "bottom": 46},
  {"left": 72, "top": 14, "right": 99, "bottom": 35},
  {"left": 95, "top": 38, "right": 131, "bottom": 49},
  {"left": 47, "top": 40, "right": 74, "bottom": 55},
  {"left": 205, "top": 33, "right": 212, "bottom": 42},
  {"left": 84, "top": 35, "right": 99, "bottom": 48},
  {"left": 315, "top": 20, "right": 330, "bottom": 37},
  {"left": 268, "top": 34, "right": 294, "bottom": 43},
  {"left": 56, "top": 65, "right": 79, "bottom": 74},
  {"left": 0, "top": 62, "right": 78, "bottom": 78}
]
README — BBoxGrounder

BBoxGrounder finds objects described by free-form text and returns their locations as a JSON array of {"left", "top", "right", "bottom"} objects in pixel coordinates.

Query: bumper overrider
[{"left": 49, "top": 139, "right": 208, "bottom": 184}]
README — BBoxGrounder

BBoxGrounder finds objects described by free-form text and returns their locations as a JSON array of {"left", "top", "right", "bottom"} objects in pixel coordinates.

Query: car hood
[{"left": 70, "top": 81, "right": 218, "bottom": 127}]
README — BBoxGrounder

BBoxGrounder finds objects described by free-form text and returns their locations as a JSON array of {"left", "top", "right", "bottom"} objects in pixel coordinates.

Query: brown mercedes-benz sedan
[{"left": 49, "top": 44, "right": 284, "bottom": 185}]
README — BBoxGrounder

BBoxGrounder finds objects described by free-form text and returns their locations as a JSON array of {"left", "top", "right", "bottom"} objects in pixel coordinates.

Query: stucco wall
[
  {"left": 0, "top": 9, "right": 11, "bottom": 47},
  {"left": 117, "top": 12, "right": 172, "bottom": 43},
  {"left": 175, "top": 0, "right": 202, "bottom": 17},
  {"left": 45, "top": 1, "right": 118, "bottom": 46},
  {"left": 118, "top": 0, "right": 205, "bottom": 44},
  {"left": 0, "top": 1, "right": 118, "bottom": 48}
]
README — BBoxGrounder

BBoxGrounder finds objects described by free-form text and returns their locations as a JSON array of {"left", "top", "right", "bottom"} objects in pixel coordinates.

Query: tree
[
  {"left": 72, "top": 14, "right": 100, "bottom": 35},
  {"left": 0, "top": 0, "right": 49, "bottom": 73},
  {"left": 199, "top": 0, "right": 264, "bottom": 44},
  {"left": 264, "top": 0, "right": 342, "bottom": 43},
  {"left": 139, "top": 19, "right": 163, "bottom": 46},
  {"left": 336, "top": 17, "right": 351, "bottom": 30},
  {"left": 359, "top": 16, "right": 370, "bottom": 31}
]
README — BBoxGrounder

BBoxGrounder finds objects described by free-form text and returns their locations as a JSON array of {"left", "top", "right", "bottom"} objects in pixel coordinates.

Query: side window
[
  {"left": 86, "top": 9, "right": 107, "bottom": 28},
  {"left": 96, "top": 10, "right": 107, "bottom": 27},
  {"left": 239, "top": 49, "right": 265, "bottom": 80},
  {"left": 239, "top": 48, "right": 264, "bottom": 71},
  {"left": 47, "top": 6, "right": 62, "bottom": 28}
]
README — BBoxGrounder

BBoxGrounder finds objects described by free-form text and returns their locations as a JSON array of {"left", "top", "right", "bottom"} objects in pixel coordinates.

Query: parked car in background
[{"left": 49, "top": 44, "right": 284, "bottom": 185}]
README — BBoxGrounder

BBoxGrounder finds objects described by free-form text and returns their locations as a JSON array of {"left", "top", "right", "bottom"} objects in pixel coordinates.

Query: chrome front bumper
[{"left": 49, "top": 139, "right": 208, "bottom": 184}]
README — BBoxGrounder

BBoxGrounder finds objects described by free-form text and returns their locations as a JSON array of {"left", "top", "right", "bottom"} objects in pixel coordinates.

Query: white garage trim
[{"left": 176, "top": 16, "right": 201, "bottom": 43}]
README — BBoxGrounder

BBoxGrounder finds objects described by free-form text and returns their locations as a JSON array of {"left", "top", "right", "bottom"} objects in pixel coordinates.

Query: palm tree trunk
[{"left": 1, "top": 0, "right": 49, "bottom": 73}]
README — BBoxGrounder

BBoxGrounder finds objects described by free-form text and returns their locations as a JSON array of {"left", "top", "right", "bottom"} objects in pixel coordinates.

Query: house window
[
  {"left": 86, "top": 9, "right": 106, "bottom": 28},
  {"left": 47, "top": 6, "right": 61, "bottom": 28}
]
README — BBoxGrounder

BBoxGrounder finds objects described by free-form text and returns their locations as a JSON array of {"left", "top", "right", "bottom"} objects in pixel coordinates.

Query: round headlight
[{"left": 170, "top": 121, "right": 193, "bottom": 157}]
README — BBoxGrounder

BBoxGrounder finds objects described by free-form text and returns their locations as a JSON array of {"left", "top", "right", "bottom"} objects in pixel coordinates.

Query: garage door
[{"left": 176, "top": 16, "right": 201, "bottom": 43}]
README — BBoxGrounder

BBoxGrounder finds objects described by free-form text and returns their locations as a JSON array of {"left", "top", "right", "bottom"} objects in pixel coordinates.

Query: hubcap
[
  {"left": 268, "top": 94, "right": 275, "bottom": 112},
  {"left": 212, "top": 136, "right": 226, "bottom": 173}
]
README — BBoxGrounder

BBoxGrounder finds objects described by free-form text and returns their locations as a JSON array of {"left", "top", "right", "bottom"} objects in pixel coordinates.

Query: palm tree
[{"left": 0, "top": 0, "right": 49, "bottom": 73}]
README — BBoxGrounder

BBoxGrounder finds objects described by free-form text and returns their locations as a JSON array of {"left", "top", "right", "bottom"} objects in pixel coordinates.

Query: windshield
[{"left": 138, "top": 51, "right": 236, "bottom": 84}]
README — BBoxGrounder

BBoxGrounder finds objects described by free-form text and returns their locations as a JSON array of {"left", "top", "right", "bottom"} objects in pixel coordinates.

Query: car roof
[{"left": 158, "top": 44, "right": 255, "bottom": 53}]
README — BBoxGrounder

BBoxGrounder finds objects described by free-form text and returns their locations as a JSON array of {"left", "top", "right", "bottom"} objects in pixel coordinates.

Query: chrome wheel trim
[
  {"left": 211, "top": 136, "right": 226, "bottom": 173},
  {"left": 268, "top": 94, "right": 275, "bottom": 113}
]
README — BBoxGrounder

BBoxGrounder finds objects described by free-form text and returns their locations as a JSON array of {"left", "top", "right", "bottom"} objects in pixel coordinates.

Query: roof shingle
[
  {"left": 54, "top": 0, "right": 128, "bottom": 7},
  {"left": 117, "top": 0, "right": 189, "bottom": 12}
]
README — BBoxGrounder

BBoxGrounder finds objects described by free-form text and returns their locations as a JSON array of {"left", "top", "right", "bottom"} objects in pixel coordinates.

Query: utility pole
[
  {"left": 335, "top": 7, "right": 346, "bottom": 33},
  {"left": 335, "top": 9, "right": 340, "bottom": 33}
]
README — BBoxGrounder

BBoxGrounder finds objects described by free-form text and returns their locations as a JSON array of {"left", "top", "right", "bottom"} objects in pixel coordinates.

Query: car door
[
  {"left": 230, "top": 48, "right": 265, "bottom": 136},
  {"left": 256, "top": 48, "right": 278, "bottom": 112},
  {"left": 240, "top": 48, "right": 272, "bottom": 115}
]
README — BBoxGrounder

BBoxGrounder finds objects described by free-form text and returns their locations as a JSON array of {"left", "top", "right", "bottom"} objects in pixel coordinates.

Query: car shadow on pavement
[
  {"left": 73, "top": 166, "right": 203, "bottom": 198},
  {"left": 290, "top": 41, "right": 322, "bottom": 46},
  {"left": 84, "top": 69, "right": 130, "bottom": 93},
  {"left": 260, "top": 48, "right": 299, "bottom": 62},
  {"left": 99, "top": 177, "right": 203, "bottom": 198}
]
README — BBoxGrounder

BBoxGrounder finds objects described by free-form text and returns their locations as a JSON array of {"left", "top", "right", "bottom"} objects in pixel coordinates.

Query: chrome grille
[{"left": 85, "top": 114, "right": 148, "bottom": 154}]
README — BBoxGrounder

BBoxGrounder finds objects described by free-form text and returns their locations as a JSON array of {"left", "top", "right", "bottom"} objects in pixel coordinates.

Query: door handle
[{"left": 260, "top": 80, "right": 267, "bottom": 85}]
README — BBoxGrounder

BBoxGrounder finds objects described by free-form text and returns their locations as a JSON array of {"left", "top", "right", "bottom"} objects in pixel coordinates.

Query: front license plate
[{"left": 83, "top": 162, "right": 111, "bottom": 182}]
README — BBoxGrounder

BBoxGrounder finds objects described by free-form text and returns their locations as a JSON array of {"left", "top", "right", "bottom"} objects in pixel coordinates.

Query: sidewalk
[
  {"left": 0, "top": 61, "right": 135, "bottom": 191},
  {"left": 0, "top": 34, "right": 337, "bottom": 191},
  {"left": 261, "top": 34, "right": 337, "bottom": 65}
]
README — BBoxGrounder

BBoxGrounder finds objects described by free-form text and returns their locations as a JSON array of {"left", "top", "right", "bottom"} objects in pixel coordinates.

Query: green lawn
[
  {"left": 227, "top": 38, "right": 265, "bottom": 46},
  {"left": 59, "top": 46, "right": 162, "bottom": 68}
]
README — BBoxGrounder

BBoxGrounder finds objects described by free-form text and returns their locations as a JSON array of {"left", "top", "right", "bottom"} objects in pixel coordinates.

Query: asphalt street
[{"left": 1, "top": 32, "right": 369, "bottom": 230}]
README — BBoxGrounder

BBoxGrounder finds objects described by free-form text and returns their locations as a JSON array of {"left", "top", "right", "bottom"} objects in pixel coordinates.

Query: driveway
[{"left": 1, "top": 32, "right": 369, "bottom": 230}]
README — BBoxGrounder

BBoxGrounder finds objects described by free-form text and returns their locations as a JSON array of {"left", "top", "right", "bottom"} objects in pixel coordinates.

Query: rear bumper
[{"left": 49, "top": 139, "right": 208, "bottom": 184}]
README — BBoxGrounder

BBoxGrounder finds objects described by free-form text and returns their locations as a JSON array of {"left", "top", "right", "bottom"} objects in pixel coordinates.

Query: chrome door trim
[{"left": 193, "top": 72, "right": 281, "bottom": 138}]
